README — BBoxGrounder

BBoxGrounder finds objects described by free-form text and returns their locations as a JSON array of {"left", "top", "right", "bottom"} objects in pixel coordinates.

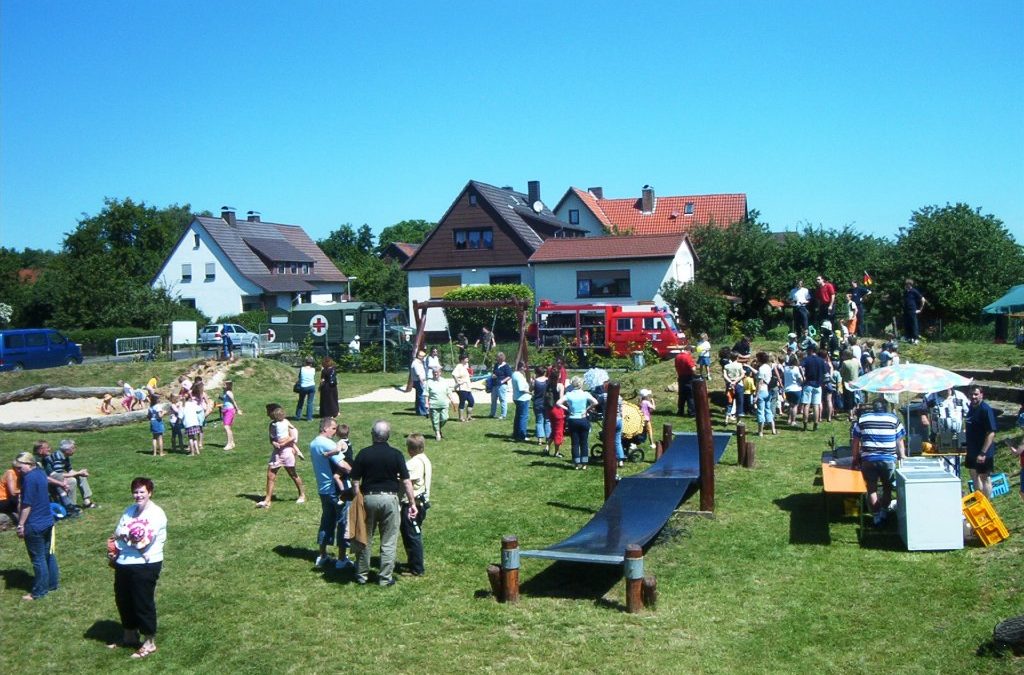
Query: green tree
[
  {"left": 318, "top": 223, "right": 375, "bottom": 267},
  {"left": 659, "top": 279, "right": 730, "bottom": 338},
  {"left": 892, "top": 203, "right": 1024, "bottom": 322},
  {"left": 340, "top": 256, "right": 408, "bottom": 307},
  {"left": 441, "top": 284, "right": 534, "bottom": 339},
  {"left": 375, "top": 219, "right": 435, "bottom": 255}
]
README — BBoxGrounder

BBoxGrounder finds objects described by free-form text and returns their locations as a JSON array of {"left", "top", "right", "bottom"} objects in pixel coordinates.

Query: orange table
[{"left": 820, "top": 452, "right": 867, "bottom": 523}]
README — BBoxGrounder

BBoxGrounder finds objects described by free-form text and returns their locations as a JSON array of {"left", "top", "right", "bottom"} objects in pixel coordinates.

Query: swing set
[{"left": 410, "top": 298, "right": 532, "bottom": 370}]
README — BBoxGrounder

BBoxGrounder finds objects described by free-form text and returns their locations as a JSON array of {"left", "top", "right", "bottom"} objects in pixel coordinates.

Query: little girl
[
  {"left": 181, "top": 391, "right": 203, "bottom": 456},
  {"left": 221, "top": 381, "right": 241, "bottom": 451},
  {"left": 167, "top": 394, "right": 185, "bottom": 453},
  {"left": 100, "top": 393, "right": 115, "bottom": 415},
  {"left": 695, "top": 333, "right": 712, "bottom": 381},
  {"left": 119, "top": 380, "right": 134, "bottom": 412},
  {"left": 148, "top": 394, "right": 166, "bottom": 457},
  {"left": 639, "top": 389, "right": 656, "bottom": 450},
  {"left": 257, "top": 405, "right": 306, "bottom": 509}
]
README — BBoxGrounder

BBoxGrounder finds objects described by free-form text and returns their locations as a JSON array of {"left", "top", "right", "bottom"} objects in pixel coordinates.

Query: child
[
  {"left": 148, "top": 394, "right": 166, "bottom": 457},
  {"left": 400, "top": 433, "right": 432, "bottom": 576},
  {"left": 695, "top": 333, "right": 712, "bottom": 381},
  {"left": 221, "top": 381, "right": 241, "bottom": 451},
  {"left": 639, "top": 389, "right": 656, "bottom": 450},
  {"left": 99, "top": 393, "right": 115, "bottom": 415},
  {"left": 181, "top": 391, "right": 203, "bottom": 456},
  {"left": 132, "top": 386, "right": 147, "bottom": 411},
  {"left": 257, "top": 405, "right": 306, "bottom": 509},
  {"left": 119, "top": 380, "right": 134, "bottom": 412},
  {"left": 331, "top": 424, "right": 354, "bottom": 505},
  {"left": 167, "top": 393, "right": 185, "bottom": 453}
]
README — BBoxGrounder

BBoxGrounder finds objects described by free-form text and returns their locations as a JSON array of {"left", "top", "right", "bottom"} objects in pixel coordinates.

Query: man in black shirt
[
  {"left": 350, "top": 420, "right": 417, "bottom": 586},
  {"left": 800, "top": 345, "right": 828, "bottom": 431}
]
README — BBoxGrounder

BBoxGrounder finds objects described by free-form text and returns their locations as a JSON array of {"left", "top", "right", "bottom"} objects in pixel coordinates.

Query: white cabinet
[{"left": 896, "top": 468, "right": 963, "bottom": 551}]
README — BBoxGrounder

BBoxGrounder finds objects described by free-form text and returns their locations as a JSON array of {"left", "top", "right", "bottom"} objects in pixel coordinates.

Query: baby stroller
[{"left": 588, "top": 399, "right": 647, "bottom": 464}]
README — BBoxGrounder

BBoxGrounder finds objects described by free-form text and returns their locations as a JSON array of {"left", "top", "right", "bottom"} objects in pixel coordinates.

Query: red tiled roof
[
  {"left": 18, "top": 268, "right": 41, "bottom": 283},
  {"left": 394, "top": 242, "right": 419, "bottom": 258},
  {"left": 529, "top": 232, "right": 689, "bottom": 263},
  {"left": 577, "top": 191, "right": 746, "bottom": 235}
]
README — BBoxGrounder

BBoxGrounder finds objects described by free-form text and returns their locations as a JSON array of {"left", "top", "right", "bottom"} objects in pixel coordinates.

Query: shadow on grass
[
  {"left": 518, "top": 561, "right": 622, "bottom": 603},
  {"left": 83, "top": 619, "right": 123, "bottom": 645},
  {"left": 773, "top": 493, "right": 831, "bottom": 546},
  {"left": 856, "top": 525, "right": 904, "bottom": 551},
  {"left": 237, "top": 492, "right": 265, "bottom": 504},
  {"left": 272, "top": 544, "right": 316, "bottom": 563},
  {"left": 545, "top": 500, "right": 598, "bottom": 514},
  {"left": 527, "top": 460, "right": 578, "bottom": 471},
  {"left": 0, "top": 568, "right": 33, "bottom": 592}
]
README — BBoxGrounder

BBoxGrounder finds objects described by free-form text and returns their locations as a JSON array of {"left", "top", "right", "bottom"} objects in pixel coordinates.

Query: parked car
[
  {"left": 0, "top": 328, "right": 83, "bottom": 371},
  {"left": 198, "top": 323, "right": 261, "bottom": 356}
]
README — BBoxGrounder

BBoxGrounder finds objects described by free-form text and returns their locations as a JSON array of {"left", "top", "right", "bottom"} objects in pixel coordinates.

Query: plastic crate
[
  {"left": 967, "top": 473, "right": 1010, "bottom": 498},
  {"left": 962, "top": 491, "right": 1010, "bottom": 547}
]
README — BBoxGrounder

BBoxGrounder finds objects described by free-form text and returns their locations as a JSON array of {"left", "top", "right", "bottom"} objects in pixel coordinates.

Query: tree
[
  {"left": 892, "top": 203, "right": 1024, "bottom": 322},
  {"left": 441, "top": 284, "right": 534, "bottom": 340},
  {"left": 375, "top": 219, "right": 435, "bottom": 255},
  {"left": 318, "top": 223, "right": 375, "bottom": 267},
  {"left": 660, "top": 279, "right": 730, "bottom": 338}
]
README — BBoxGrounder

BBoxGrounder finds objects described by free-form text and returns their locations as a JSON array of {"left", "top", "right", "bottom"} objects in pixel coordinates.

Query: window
[
  {"left": 302, "top": 263, "right": 311, "bottom": 274},
  {"left": 453, "top": 228, "right": 493, "bottom": 250},
  {"left": 277, "top": 262, "right": 285, "bottom": 274},
  {"left": 290, "top": 262, "right": 298, "bottom": 274},
  {"left": 469, "top": 194, "right": 478, "bottom": 206},
  {"left": 242, "top": 296, "right": 263, "bottom": 312},
  {"left": 429, "top": 274, "right": 462, "bottom": 299},
  {"left": 616, "top": 318, "right": 633, "bottom": 332},
  {"left": 181, "top": 264, "right": 192, "bottom": 283},
  {"left": 193, "top": 233, "right": 200, "bottom": 249},
  {"left": 3, "top": 334, "right": 25, "bottom": 349},
  {"left": 576, "top": 270, "right": 630, "bottom": 298},
  {"left": 569, "top": 209, "right": 580, "bottom": 225},
  {"left": 642, "top": 317, "right": 665, "bottom": 330},
  {"left": 181, "top": 298, "right": 196, "bottom": 309},
  {"left": 49, "top": 332, "right": 67, "bottom": 346},
  {"left": 25, "top": 332, "right": 46, "bottom": 347},
  {"left": 489, "top": 274, "right": 521, "bottom": 285},
  {"left": 684, "top": 202, "right": 694, "bottom": 215},
  {"left": 205, "top": 263, "right": 216, "bottom": 281}
]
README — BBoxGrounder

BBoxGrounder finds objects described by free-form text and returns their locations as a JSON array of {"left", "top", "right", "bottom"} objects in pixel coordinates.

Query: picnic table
[{"left": 819, "top": 452, "right": 868, "bottom": 535}]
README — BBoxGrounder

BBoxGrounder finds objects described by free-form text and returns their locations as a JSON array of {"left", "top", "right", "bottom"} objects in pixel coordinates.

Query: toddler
[
  {"left": 148, "top": 394, "right": 166, "bottom": 456},
  {"left": 639, "top": 389, "right": 656, "bottom": 450}
]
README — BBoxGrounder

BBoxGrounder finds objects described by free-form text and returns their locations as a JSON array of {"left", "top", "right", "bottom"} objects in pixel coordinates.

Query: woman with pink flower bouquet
[{"left": 107, "top": 477, "right": 167, "bottom": 660}]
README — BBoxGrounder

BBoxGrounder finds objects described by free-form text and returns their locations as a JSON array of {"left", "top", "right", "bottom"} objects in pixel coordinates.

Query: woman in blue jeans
[
  {"left": 14, "top": 452, "right": 59, "bottom": 601},
  {"left": 556, "top": 377, "right": 598, "bottom": 469},
  {"left": 295, "top": 356, "right": 317, "bottom": 421}
]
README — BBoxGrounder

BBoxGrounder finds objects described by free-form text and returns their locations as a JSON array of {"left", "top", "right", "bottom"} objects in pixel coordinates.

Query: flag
[{"left": 863, "top": 271, "right": 873, "bottom": 286}]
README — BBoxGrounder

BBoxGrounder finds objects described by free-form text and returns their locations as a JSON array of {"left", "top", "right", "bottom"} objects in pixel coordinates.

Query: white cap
[
  {"left": 638, "top": 388, "right": 652, "bottom": 397},
  {"left": 787, "top": 332, "right": 797, "bottom": 339},
  {"left": 353, "top": 335, "right": 360, "bottom": 340}
]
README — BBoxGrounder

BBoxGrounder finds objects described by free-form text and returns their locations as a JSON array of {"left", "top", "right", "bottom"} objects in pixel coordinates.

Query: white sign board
[{"left": 171, "top": 321, "right": 197, "bottom": 346}]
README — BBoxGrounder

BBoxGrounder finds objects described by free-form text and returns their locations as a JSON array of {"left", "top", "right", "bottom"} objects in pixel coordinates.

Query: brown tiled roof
[
  {"left": 394, "top": 242, "right": 419, "bottom": 258},
  {"left": 191, "top": 216, "right": 346, "bottom": 292},
  {"left": 529, "top": 232, "right": 689, "bottom": 263},
  {"left": 570, "top": 189, "right": 746, "bottom": 235},
  {"left": 243, "top": 236, "right": 314, "bottom": 263}
]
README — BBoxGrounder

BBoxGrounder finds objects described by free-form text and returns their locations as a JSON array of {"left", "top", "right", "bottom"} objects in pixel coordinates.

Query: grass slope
[{"left": 0, "top": 344, "right": 1021, "bottom": 674}]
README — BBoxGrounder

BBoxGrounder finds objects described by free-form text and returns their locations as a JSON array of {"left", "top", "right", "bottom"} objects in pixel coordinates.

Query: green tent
[{"left": 983, "top": 284, "right": 1024, "bottom": 314}]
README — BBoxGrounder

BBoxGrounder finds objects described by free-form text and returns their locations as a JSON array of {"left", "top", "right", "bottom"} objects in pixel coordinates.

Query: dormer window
[
  {"left": 454, "top": 228, "right": 493, "bottom": 250},
  {"left": 685, "top": 202, "right": 694, "bottom": 215},
  {"left": 469, "top": 194, "right": 478, "bottom": 206},
  {"left": 277, "top": 262, "right": 285, "bottom": 274}
]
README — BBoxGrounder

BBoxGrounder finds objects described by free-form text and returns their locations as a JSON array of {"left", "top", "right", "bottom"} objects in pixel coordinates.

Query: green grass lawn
[{"left": 1, "top": 344, "right": 1022, "bottom": 673}]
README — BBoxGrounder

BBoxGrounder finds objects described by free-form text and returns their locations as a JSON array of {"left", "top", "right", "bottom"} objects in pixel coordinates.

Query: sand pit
[{"left": 0, "top": 396, "right": 108, "bottom": 423}]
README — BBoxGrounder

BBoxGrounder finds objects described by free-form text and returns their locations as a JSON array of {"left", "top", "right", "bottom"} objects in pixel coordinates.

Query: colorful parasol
[{"left": 847, "top": 363, "right": 973, "bottom": 395}]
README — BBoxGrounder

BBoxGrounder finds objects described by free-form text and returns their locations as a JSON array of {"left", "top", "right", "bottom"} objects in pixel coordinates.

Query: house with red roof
[
  {"left": 151, "top": 208, "right": 348, "bottom": 320},
  {"left": 552, "top": 185, "right": 747, "bottom": 236}
]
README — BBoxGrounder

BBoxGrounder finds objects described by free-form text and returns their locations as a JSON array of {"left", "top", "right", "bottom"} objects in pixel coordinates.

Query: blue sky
[{"left": 2, "top": 1, "right": 1022, "bottom": 252}]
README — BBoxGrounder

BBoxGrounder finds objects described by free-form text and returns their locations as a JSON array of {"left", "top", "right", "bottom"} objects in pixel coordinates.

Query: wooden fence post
[
  {"left": 624, "top": 544, "right": 644, "bottom": 613},
  {"left": 500, "top": 535, "right": 520, "bottom": 603},
  {"left": 603, "top": 382, "right": 621, "bottom": 501},
  {"left": 693, "top": 378, "right": 715, "bottom": 513},
  {"left": 736, "top": 422, "right": 747, "bottom": 466},
  {"left": 661, "top": 423, "right": 673, "bottom": 457}
]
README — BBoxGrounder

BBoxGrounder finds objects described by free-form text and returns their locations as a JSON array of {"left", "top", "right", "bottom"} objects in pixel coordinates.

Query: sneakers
[
  {"left": 315, "top": 555, "right": 329, "bottom": 568},
  {"left": 380, "top": 578, "right": 397, "bottom": 587},
  {"left": 335, "top": 557, "right": 353, "bottom": 569},
  {"left": 295, "top": 496, "right": 306, "bottom": 504},
  {"left": 256, "top": 501, "right": 269, "bottom": 508}
]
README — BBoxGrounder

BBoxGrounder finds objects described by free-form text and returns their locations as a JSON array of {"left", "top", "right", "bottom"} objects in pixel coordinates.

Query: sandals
[{"left": 130, "top": 643, "right": 157, "bottom": 659}]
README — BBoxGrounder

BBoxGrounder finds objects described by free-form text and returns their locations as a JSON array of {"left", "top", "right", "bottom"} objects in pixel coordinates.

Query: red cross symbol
[{"left": 309, "top": 314, "right": 329, "bottom": 336}]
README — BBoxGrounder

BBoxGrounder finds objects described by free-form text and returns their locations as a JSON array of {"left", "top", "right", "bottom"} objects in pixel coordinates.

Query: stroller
[{"left": 588, "top": 397, "right": 647, "bottom": 464}]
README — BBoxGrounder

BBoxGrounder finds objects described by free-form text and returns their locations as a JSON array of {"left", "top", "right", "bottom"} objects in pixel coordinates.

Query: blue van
[{"left": 0, "top": 328, "right": 83, "bottom": 371}]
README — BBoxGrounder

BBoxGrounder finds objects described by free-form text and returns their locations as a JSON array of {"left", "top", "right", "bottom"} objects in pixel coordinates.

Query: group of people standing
[{"left": 790, "top": 275, "right": 928, "bottom": 344}]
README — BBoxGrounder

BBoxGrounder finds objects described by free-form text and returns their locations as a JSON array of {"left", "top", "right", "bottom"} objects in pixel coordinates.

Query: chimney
[
  {"left": 527, "top": 180, "right": 541, "bottom": 206},
  {"left": 246, "top": 210, "right": 261, "bottom": 222},
  {"left": 588, "top": 186, "right": 604, "bottom": 200},
  {"left": 221, "top": 206, "right": 237, "bottom": 227},
  {"left": 641, "top": 185, "right": 655, "bottom": 214}
]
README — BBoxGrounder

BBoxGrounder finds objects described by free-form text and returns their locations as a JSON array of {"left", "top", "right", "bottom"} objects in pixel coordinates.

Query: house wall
[
  {"left": 532, "top": 244, "right": 694, "bottom": 308},
  {"left": 152, "top": 224, "right": 262, "bottom": 320},
  {"left": 553, "top": 192, "right": 606, "bottom": 236},
  {"left": 407, "top": 266, "right": 534, "bottom": 333}
]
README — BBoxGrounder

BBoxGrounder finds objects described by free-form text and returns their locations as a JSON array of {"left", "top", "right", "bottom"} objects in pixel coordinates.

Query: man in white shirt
[{"left": 790, "top": 279, "right": 811, "bottom": 338}]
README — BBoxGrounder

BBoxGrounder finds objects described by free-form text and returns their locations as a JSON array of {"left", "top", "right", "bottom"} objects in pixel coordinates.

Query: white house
[{"left": 152, "top": 208, "right": 348, "bottom": 320}]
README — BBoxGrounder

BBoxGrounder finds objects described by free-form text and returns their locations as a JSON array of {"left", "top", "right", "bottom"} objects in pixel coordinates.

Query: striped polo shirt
[{"left": 852, "top": 411, "right": 906, "bottom": 462}]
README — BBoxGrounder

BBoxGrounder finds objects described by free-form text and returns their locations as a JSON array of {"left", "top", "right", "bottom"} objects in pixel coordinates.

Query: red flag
[{"left": 863, "top": 271, "right": 873, "bottom": 286}]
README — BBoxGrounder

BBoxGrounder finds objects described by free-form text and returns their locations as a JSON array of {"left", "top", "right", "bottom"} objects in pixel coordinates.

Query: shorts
[
  {"left": 785, "top": 391, "right": 801, "bottom": 406},
  {"left": 861, "top": 458, "right": 896, "bottom": 488},
  {"left": 269, "top": 447, "right": 296, "bottom": 469},
  {"left": 222, "top": 407, "right": 236, "bottom": 426},
  {"left": 185, "top": 425, "right": 202, "bottom": 438},
  {"left": 800, "top": 385, "right": 822, "bottom": 406},
  {"left": 150, "top": 421, "right": 165, "bottom": 435},
  {"left": 698, "top": 354, "right": 711, "bottom": 366},
  {"left": 966, "top": 453, "right": 994, "bottom": 474}
]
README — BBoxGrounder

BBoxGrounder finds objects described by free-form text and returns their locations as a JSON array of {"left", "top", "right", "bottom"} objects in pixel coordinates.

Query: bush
[
  {"left": 934, "top": 321, "right": 993, "bottom": 342},
  {"left": 660, "top": 280, "right": 730, "bottom": 338},
  {"left": 741, "top": 318, "right": 764, "bottom": 337},
  {"left": 765, "top": 325, "right": 791, "bottom": 342},
  {"left": 217, "top": 310, "right": 269, "bottom": 332},
  {"left": 441, "top": 284, "right": 534, "bottom": 341}
]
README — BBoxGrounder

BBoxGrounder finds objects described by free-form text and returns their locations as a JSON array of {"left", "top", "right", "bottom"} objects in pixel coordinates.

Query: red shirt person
[
  {"left": 674, "top": 349, "right": 696, "bottom": 416},
  {"left": 814, "top": 275, "right": 837, "bottom": 324}
]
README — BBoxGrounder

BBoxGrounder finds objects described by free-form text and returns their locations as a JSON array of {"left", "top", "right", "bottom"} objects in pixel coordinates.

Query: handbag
[{"left": 293, "top": 383, "right": 302, "bottom": 393}]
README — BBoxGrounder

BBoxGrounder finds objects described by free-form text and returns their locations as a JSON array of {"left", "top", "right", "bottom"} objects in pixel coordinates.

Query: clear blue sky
[{"left": 2, "top": 1, "right": 1022, "bottom": 252}]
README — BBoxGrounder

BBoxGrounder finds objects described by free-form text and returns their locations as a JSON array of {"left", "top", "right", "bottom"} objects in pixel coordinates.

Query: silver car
[{"left": 198, "top": 323, "right": 260, "bottom": 357}]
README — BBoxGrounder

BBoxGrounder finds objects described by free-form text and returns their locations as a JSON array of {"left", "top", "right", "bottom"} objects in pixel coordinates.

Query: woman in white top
[
  {"left": 108, "top": 477, "right": 168, "bottom": 660},
  {"left": 451, "top": 354, "right": 475, "bottom": 421},
  {"left": 754, "top": 352, "right": 776, "bottom": 436},
  {"left": 295, "top": 356, "right": 317, "bottom": 421},
  {"left": 783, "top": 354, "right": 804, "bottom": 426}
]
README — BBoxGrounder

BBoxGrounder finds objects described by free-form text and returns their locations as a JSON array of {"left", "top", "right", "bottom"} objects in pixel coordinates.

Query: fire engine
[{"left": 529, "top": 300, "right": 686, "bottom": 359}]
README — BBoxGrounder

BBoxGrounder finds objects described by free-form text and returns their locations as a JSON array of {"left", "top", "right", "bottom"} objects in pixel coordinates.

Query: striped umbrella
[{"left": 847, "top": 363, "right": 973, "bottom": 395}]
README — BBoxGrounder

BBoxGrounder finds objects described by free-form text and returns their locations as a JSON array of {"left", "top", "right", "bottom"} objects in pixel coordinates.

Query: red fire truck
[{"left": 529, "top": 300, "right": 686, "bottom": 359}]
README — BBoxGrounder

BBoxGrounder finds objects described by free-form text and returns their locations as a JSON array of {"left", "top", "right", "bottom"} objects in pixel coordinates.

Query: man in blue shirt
[
  {"left": 902, "top": 279, "right": 927, "bottom": 343},
  {"left": 800, "top": 345, "right": 828, "bottom": 431},
  {"left": 14, "top": 452, "right": 59, "bottom": 600},
  {"left": 965, "top": 386, "right": 998, "bottom": 499},
  {"left": 310, "top": 418, "right": 353, "bottom": 570},
  {"left": 851, "top": 400, "right": 907, "bottom": 525}
]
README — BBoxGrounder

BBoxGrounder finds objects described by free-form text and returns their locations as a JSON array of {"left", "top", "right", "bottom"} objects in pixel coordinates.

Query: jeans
[
  {"left": 534, "top": 407, "right": 551, "bottom": 440},
  {"left": 567, "top": 417, "right": 590, "bottom": 465},
  {"left": 614, "top": 416, "right": 625, "bottom": 460},
  {"left": 317, "top": 494, "right": 348, "bottom": 550},
  {"left": 733, "top": 383, "right": 745, "bottom": 417},
  {"left": 513, "top": 400, "right": 530, "bottom": 440},
  {"left": 490, "top": 383, "right": 508, "bottom": 418},
  {"left": 354, "top": 493, "right": 400, "bottom": 584},
  {"left": 400, "top": 499, "right": 427, "bottom": 575},
  {"left": 24, "top": 526, "right": 59, "bottom": 599},
  {"left": 677, "top": 377, "right": 694, "bottom": 416},
  {"left": 904, "top": 310, "right": 920, "bottom": 341},
  {"left": 413, "top": 380, "right": 427, "bottom": 416},
  {"left": 756, "top": 390, "right": 774, "bottom": 426},
  {"left": 458, "top": 391, "right": 475, "bottom": 411},
  {"left": 295, "top": 386, "right": 315, "bottom": 421}
]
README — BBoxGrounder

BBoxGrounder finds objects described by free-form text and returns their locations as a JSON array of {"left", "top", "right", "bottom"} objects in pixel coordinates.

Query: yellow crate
[
  {"left": 843, "top": 496, "right": 860, "bottom": 517},
  {"left": 962, "top": 491, "right": 1010, "bottom": 547}
]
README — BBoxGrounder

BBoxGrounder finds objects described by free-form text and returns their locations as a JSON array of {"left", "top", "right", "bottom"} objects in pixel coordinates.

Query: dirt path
[{"left": 339, "top": 379, "right": 487, "bottom": 403}]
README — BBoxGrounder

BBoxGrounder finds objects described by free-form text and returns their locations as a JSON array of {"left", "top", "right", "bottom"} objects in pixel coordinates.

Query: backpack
[{"left": 768, "top": 366, "right": 781, "bottom": 390}]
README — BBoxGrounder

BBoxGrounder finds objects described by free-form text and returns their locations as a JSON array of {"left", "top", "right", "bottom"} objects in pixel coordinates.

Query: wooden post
[
  {"left": 624, "top": 544, "right": 644, "bottom": 613},
  {"left": 603, "top": 382, "right": 621, "bottom": 501},
  {"left": 486, "top": 564, "right": 503, "bottom": 599},
  {"left": 743, "top": 441, "right": 756, "bottom": 469},
  {"left": 500, "top": 535, "right": 520, "bottom": 603},
  {"left": 654, "top": 440, "right": 664, "bottom": 461},
  {"left": 661, "top": 423, "right": 673, "bottom": 457},
  {"left": 736, "top": 422, "right": 747, "bottom": 466},
  {"left": 642, "top": 575, "right": 658, "bottom": 609},
  {"left": 693, "top": 378, "right": 715, "bottom": 513}
]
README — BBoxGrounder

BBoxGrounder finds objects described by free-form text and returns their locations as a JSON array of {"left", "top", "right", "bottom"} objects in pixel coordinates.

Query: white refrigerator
[{"left": 896, "top": 468, "right": 963, "bottom": 551}]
